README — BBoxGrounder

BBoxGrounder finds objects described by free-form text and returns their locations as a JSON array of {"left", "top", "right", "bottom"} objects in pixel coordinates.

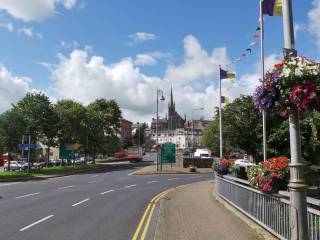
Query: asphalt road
[{"left": 0, "top": 157, "right": 213, "bottom": 240}]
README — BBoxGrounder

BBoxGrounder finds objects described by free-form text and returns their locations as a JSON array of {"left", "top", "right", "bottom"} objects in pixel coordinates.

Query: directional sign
[
  {"left": 18, "top": 144, "right": 38, "bottom": 149},
  {"left": 161, "top": 143, "right": 176, "bottom": 163}
]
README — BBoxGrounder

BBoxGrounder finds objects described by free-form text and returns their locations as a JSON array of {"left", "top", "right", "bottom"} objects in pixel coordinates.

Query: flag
[
  {"left": 262, "top": 0, "right": 282, "bottom": 16},
  {"left": 220, "top": 68, "right": 236, "bottom": 79},
  {"left": 221, "top": 96, "right": 230, "bottom": 104}
]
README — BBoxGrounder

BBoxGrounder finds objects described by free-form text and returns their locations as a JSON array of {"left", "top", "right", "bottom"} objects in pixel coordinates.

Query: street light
[
  {"left": 156, "top": 87, "right": 165, "bottom": 171},
  {"left": 137, "top": 122, "right": 140, "bottom": 146},
  {"left": 192, "top": 108, "right": 204, "bottom": 154}
]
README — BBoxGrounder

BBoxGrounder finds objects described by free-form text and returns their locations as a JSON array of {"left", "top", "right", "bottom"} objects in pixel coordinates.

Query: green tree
[
  {"left": 15, "top": 92, "right": 59, "bottom": 166},
  {"left": 0, "top": 108, "right": 25, "bottom": 170},
  {"left": 85, "top": 99, "right": 122, "bottom": 159},
  {"left": 55, "top": 100, "right": 86, "bottom": 160}
]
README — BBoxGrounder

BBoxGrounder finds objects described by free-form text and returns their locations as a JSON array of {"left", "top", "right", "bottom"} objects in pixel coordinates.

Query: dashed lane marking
[
  {"left": 57, "top": 185, "right": 74, "bottom": 190},
  {"left": 147, "top": 180, "right": 158, "bottom": 184},
  {"left": 100, "top": 189, "right": 115, "bottom": 195},
  {"left": 124, "top": 184, "right": 137, "bottom": 189},
  {"left": 19, "top": 215, "right": 54, "bottom": 232},
  {"left": 72, "top": 198, "right": 90, "bottom": 207},
  {"left": 15, "top": 192, "right": 40, "bottom": 199}
]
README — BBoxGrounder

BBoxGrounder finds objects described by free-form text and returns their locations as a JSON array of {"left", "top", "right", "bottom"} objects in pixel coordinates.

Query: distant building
[
  {"left": 151, "top": 87, "right": 185, "bottom": 132},
  {"left": 119, "top": 118, "right": 133, "bottom": 147}
]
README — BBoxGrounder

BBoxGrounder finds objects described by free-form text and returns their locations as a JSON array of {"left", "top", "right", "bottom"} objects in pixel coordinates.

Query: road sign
[
  {"left": 18, "top": 144, "right": 38, "bottom": 149},
  {"left": 161, "top": 143, "right": 176, "bottom": 163}
]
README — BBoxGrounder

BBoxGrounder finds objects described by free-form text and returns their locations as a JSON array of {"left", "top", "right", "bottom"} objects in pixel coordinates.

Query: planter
[{"left": 189, "top": 165, "right": 196, "bottom": 172}]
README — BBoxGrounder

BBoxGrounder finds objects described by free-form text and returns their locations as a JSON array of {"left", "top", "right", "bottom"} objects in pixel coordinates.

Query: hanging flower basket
[{"left": 253, "top": 56, "right": 320, "bottom": 117}]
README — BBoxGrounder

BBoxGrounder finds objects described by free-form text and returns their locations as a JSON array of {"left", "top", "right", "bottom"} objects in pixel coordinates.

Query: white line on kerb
[
  {"left": 72, "top": 198, "right": 90, "bottom": 207},
  {"left": 124, "top": 184, "right": 137, "bottom": 189},
  {"left": 19, "top": 215, "right": 54, "bottom": 232},
  {"left": 147, "top": 180, "right": 158, "bottom": 184},
  {"left": 88, "top": 180, "right": 103, "bottom": 184},
  {"left": 168, "top": 178, "right": 179, "bottom": 181},
  {"left": 15, "top": 192, "right": 40, "bottom": 199},
  {"left": 100, "top": 189, "right": 114, "bottom": 195},
  {"left": 57, "top": 185, "right": 74, "bottom": 190},
  {"left": 91, "top": 175, "right": 99, "bottom": 178}
]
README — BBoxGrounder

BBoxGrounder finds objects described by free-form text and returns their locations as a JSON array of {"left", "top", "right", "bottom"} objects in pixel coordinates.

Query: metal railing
[{"left": 216, "top": 175, "right": 320, "bottom": 240}]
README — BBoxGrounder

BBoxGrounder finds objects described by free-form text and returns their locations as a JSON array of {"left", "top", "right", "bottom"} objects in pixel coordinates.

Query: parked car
[
  {"left": 50, "top": 159, "right": 62, "bottom": 166},
  {"left": 234, "top": 159, "right": 254, "bottom": 171},
  {"left": 4, "top": 161, "right": 20, "bottom": 171}
]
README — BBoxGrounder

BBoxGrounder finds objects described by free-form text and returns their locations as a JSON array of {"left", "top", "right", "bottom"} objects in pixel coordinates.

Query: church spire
[{"left": 170, "top": 85, "right": 174, "bottom": 107}]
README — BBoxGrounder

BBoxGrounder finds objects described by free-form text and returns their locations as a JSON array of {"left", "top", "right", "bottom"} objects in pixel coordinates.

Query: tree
[
  {"left": 85, "top": 99, "right": 122, "bottom": 159},
  {"left": 0, "top": 108, "right": 25, "bottom": 170},
  {"left": 55, "top": 100, "right": 86, "bottom": 163},
  {"left": 202, "top": 96, "right": 262, "bottom": 160},
  {"left": 15, "top": 92, "right": 59, "bottom": 166}
]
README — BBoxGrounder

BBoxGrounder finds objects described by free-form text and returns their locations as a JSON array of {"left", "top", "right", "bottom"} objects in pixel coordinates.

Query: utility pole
[{"left": 282, "top": 1, "right": 308, "bottom": 239}]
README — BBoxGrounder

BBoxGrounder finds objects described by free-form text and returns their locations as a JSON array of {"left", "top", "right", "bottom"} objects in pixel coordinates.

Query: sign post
[{"left": 161, "top": 143, "right": 176, "bottom": 171}]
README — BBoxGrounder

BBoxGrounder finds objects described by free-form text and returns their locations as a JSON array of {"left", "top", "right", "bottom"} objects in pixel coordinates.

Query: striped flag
[
  {"left": 220, "top": 68, "right": 236, "bottom": 79},
  {"left": 262, "top": 0, "right": 282, "bottom": 16}
]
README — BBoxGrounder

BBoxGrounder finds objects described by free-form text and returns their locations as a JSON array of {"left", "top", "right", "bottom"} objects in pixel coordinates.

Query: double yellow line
[{"left": 132, "top": 188, "right": 174, "bottom": 240}]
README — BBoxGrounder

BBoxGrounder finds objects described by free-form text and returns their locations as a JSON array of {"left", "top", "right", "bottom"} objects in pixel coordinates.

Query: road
[{"left": 0, "top": 158, "right": 213, "bottom": 240}]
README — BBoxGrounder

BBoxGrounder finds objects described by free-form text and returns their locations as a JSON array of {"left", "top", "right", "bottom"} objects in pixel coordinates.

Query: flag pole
[
  {"left": 219, "top": 65, "right": 223, "bottom": 159},
  {"left": 260, "top": 0, "right": 267, "bottom": 161}
]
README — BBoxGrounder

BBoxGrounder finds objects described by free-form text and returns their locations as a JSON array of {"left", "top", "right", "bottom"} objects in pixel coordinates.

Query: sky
[{"left": 0, "top": 0, "right": 318, "bottom": 123}]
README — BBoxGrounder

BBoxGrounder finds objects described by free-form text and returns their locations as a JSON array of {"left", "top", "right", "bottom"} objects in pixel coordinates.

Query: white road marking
[
  {"left": 147, "top": 180, "right": 158, "bottom": 184},
  {"left": 57, "top": 185, "right": 74, "bottom": 190},
  {"left": 91, "top": 175, "right": 99, "bottom": 178},
  {"left": 190, "top": 176, "right": 203, "bottom": 179},
  {"left": 168, "top": 178, "right": 179, "bottom": 181},
  {"left": 15, "top": 192, "right": 40, "bottom": 199},
  {"left": 88, "top": 180, "right": 103, "bottom": 184},
  {"left": 19, "top": 215, "right": 54, "bottom": 232},
  {"left": 72, "top": 198, "right": 90, "bottom": 207},
  {"left": 123, "top": 184, "right": 137, "bottom": 189},
  {"left": 100, "top": 189, "right": 115, "bottom": 195}
]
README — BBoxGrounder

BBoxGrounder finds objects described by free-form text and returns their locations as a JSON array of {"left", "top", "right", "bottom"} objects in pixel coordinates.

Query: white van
[{"left": 194, "top": 149, "right": 211, "bottom": 158}]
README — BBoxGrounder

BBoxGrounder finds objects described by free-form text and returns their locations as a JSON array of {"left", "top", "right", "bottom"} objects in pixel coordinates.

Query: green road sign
[
  {"left": 161, "top": 143, "right": 176, "bottom": 163},
  {"left": 59, "top": 148, "right": 75, "bottom": 160}
]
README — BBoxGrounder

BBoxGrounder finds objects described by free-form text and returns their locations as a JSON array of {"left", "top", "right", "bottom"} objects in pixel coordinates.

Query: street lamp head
[{"left": 160, "top": 96, "right": 165, "bottom": 101}]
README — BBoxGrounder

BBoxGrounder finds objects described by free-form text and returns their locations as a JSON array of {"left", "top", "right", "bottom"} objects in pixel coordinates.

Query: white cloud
[
  {"left": 308, "top": 0, "right": 320, "bottom": 49},
  {"left": 165, "top": 35, "right": 229, "bottom": 87},
  {"left": 128, "top": 32, "right": 158, "bottom": 45},
  {"left": 0, "top": 21, "right": 13, "bottom": 32},
  {"left": 0, "top": 64, "right": 31, "bottom": 113},
  {"left": 44, "top": 35, "right": 277, "bottom": 122},
  {"left": 134, "top": 54, "right": 157, "bottom": 66},
  {"left": 0, "top": 0, "right": 77, "bottom": 22},
  {"left": 18, "top": 27, "right": 33, "bottom": 37}
]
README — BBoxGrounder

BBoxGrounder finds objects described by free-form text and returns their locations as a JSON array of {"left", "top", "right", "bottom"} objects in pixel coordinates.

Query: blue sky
[{"left": 0, "top": 0, "right": 318, "bottom": 122}]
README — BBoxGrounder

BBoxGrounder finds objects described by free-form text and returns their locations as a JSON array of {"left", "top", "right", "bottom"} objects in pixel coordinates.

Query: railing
[{"left": 216, "top": 175, "right": 320, "bottom": 240}]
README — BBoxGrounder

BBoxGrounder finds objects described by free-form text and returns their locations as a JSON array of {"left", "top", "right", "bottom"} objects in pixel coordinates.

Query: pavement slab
[{"left": 152, "top": 180, "right": 266, "bottom": 240}]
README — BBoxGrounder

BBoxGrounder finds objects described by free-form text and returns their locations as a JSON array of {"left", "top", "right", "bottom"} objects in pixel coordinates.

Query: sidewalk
[
  {"left": 151, "top": 180, "right": 276, "bottom": 240},
  {"left": 130, "top": 164, "right": 213, "bottom": 175}
]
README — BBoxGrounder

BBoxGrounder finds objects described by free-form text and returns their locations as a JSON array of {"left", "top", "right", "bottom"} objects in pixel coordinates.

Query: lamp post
[
  {"left": 191, "top": 108, "right": 204, "bottom": 155},
  {"left": 156, "top": 87, "right": 165, "bottom": 171},
  {"left": 137, "top": 122, "right": 140, "bottom": 146}
]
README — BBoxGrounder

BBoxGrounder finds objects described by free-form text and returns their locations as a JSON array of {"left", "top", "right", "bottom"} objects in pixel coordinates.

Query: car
[
  {"left": 234, "top": 159, "right": 255, "bottom": 171},
  {"left": 50, "top": 159, "right": 62, "bottom": 166},
  {"left": 194, "top": 149, "right": 211, "bottom": 158},
  {"left": 4, "top": 161, "right": 20, "bottom": 171}
]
